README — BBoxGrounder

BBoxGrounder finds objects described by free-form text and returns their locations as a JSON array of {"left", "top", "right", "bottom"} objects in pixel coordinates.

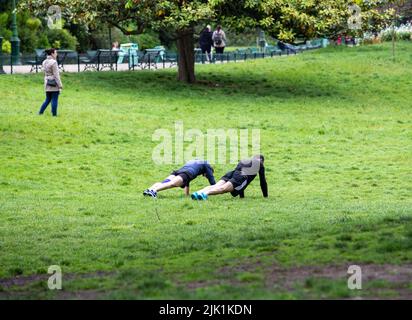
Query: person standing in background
[
  {"left": 199, "top": 25, "right": 213, "bottom": 62},
  {"left": 112, "top": 41, "right": 120, "bottom": 51},
  {"left": 212, "top": 25, "right": 227, "bottom": 54},
  {"left": 38, "top": 48, "right": 63, "bottom": 117}
]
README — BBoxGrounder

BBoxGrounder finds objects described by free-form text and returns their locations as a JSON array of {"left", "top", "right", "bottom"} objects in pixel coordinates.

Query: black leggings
[{"left": 215, "top": 47, "right": 225, "bottom": 54}]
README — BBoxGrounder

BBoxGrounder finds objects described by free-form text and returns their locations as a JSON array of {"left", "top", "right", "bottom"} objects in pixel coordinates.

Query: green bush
[
  {"left": 1, "top": 10, "right": 78, "bottom": 53},
  {"left": 398, "top": 31, "right": 412, "bottom": 40},
  {"left": 52, "top": 40, "right": 61, "bottom": 49},
  {"left": 381, "top": 31, "right": 412, "bottom": 41},
  {"left": 37, "top": 34, "right": 50, "bottom": 49},
  {"left": 2, "top": 39, "right": 11, "bottom": 54},
  {"left": 19, "top": 30, "right": 38, "bottom": 53},
  {"left": 0, "top": 12, "right": 12, "bottom": 41},
  {"left": 26, "top": 17, "right": 42, "bottom": 31},
  {"left": 132, "top": 32, "right": 160, "bottom": 50},
  {"left": 47, "top": 29, "right": 78, "bottom": 50},
  {"left": 380, "top": 25, "right": 412, "bottom": 42}
]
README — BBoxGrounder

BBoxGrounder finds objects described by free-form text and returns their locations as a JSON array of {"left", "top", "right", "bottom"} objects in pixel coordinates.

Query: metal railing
[{"left": 0, "top": 48, "right": 298, "bottom": 75}]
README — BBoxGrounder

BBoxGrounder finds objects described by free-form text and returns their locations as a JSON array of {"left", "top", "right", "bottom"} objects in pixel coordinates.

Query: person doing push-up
[
  {"left": 143, "top": 160, "right": 216, "bottom": 198},
  {"left": 191, "top": 155, "right": 268, "bottom": 200}
]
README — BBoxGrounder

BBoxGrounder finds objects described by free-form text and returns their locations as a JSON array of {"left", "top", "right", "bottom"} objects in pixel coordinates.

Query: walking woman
[
  {"left": 38, "top": 48, "right": 63, "bottom": 117},
  {"left": 212, "top": 25, "right": 227, "bottom": 54}
]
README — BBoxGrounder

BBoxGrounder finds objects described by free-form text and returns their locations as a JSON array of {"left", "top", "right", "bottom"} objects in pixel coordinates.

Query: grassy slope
[{"left": 0, "top": 42, "right": 411, "bottom": 299}]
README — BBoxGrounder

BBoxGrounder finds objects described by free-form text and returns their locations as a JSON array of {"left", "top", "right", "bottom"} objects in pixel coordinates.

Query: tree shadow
[{"left": 66, "top": 63, "right": 350, "bottom": 102}]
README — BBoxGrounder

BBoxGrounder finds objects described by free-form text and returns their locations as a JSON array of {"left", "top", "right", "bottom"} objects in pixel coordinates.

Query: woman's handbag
[{"left": 46, "top": 78, "right": 58, "bottom": 87}]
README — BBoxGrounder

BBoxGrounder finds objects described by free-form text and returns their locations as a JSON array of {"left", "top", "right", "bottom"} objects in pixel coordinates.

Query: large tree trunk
[{"left": 176, "top": 29, "right": 196, "bottom": 83}]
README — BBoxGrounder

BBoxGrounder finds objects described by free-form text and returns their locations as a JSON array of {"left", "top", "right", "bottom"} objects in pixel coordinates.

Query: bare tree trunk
[{"left": 176, "top": 28, "right": 196, "bottom": 83}]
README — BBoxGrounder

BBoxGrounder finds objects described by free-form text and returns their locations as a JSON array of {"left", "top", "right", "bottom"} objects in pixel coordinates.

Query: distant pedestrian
[
  {"left": 38, "top": 48, "right": 63, "bottom": 117},
  {"left": 199, "top": 25, "right": 213, "bottom": 62},
  {"left": 112, "top": 41, "right": 120, "bottom": 51},
  {"left": 212, "top": 25, "right": 227, "bottom": 54}
]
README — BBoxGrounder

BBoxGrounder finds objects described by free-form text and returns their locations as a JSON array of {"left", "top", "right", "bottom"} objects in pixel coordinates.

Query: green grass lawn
[{"left": 0, "top": 42, "right": 411, "bottom": 299}]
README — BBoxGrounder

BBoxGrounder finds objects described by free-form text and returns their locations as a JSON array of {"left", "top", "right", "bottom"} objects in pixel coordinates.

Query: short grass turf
[{"left": 0, "top": 42, "right": 411, "bottom": 299}]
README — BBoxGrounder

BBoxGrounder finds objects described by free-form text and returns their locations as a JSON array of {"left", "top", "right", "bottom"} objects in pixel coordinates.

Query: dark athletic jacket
[
  {"left": 199, "top": 30, "right": 213, "bottom": 48},
  {"left": 235, "top": 159, "right": 268, "bottom": 198}
]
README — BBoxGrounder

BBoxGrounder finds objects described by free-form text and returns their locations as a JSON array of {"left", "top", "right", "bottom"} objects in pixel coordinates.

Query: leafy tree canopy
[{"left": 19, "top": 0, "right": 396, "bottom": 82}]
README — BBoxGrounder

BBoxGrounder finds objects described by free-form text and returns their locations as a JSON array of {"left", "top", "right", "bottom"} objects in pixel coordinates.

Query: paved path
[
  {"left": 0, "top": 54, "right": 293, "bottom": 75},
  {"left": 1, "top": 62, "right": 177, "bottom": 74}
]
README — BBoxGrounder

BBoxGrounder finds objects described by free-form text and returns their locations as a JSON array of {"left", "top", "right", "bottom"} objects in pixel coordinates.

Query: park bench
[
  {"left": 305, "top": 39, "right": 323, "bottom": 50},
  {"left": 161, "top": 52, "right": 178, "bottom": 67},
  {"left": 80, "top": 50, "right": 98, "bottom": 71},
  {"left": 277, "top": 41, "right": 299, "bottom": 55},
  {"left": 291, "top": 40, "right": 308, "bottom": 51},
  {"left": 57, "top": 50, "right": 77, "bottom": 72},
  {"left": 138, "top": 49, "right": 162, "bottom": 69},
  {"left": 28, "top": 49, "right": 78, "bottom": 73},
  {"left": 265, "top": 45, "right": 282, "bottom": 56},
  {"left": 28, "top": 49, "right": 46, "bottom": 73},
  {"left": 96, "top": 49, "right": 119, "bottom": 71},
  {"left": 80, "top": 50, "right": 119, "bottom": 71}
]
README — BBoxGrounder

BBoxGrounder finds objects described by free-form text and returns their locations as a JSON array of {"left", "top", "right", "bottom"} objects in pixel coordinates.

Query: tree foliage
[{"left": 19, "top": 0, "right": 396, "bottom": 82}]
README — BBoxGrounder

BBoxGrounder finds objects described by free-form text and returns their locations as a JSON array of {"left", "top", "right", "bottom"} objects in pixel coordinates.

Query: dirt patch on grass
[
  {"left": 1, "top": 262, "right": 411, "bottom": 299},
  {"left": 262, "top": 263, "right": 412, "bottom": 289},
  {"left": 184, "top": 259, "right": 412, "bottom": 299},
  {"left": 0, "top": 271, "right": 115, "bottom": 289},
  {"left": 54, "top": 289, "right": 105, "bottom": 300}
]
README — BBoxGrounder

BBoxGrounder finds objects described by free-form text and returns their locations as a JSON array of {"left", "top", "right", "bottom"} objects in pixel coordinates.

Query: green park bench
[
  {"left": 305, "top": 39, "right": 323, "bottom": 50},
  {"left": 80, "top": 50, "right": 98, "bottom": 71},
  {"left": 135, "top": 49, "right": 163, "bottom": 69},
  {"left": 28, "top": 49, "right": 46, "bottom": 73},
  {"left": 265, "top": 45, "right": 282, "bottom": 56},
  {"left": 80, "top": 49, "right": 119, "bottom": 71},
  {"left": 162, "top": 52, "right": 178, "bottom": 67}
]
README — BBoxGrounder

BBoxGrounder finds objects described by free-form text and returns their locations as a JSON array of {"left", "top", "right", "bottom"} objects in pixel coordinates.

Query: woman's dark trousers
[{"left": 39, "top": 91, "right": 60, "bottom": 116}]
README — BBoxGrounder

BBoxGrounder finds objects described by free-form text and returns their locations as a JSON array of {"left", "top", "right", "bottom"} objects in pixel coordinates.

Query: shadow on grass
[{"left": 60, "top": 63, "right": 344, "bottom": 101}]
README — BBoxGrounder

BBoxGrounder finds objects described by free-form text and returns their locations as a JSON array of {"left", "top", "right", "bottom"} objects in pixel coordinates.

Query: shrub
[
  {"left": 2, "top": 39, "right": 11, "bottom": 54},
  {"left": 378, "top": 23, "right": 412, "bottom": 42},
  {"left": 0, "top": 12, "right": 12, "bottom": 41},
  {"left": 398, "top": 31, "right": 411, "bottom": 40},
  {"left": 26, "top": 17, "right": 42, "bottom": 31},
  {"left": 47, "top": 29, "right": 78, "bottom": 50},
  {"left": 132, "top": 32, "right": 160, "bottom": 50},
  {"left": 52, "top": 40, "right": 61, "bottom": 49},
  {"left": 37, "top": 34, "right": 50, "bottom": 49}
]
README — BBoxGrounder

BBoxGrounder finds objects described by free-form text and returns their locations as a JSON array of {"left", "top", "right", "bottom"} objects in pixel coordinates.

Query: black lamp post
[
  {"left": 10, "top": 0, "right": 21, "bottom": 64},
  {"left": 0, "top": 36, "right": 6, "bottom": 74}
]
